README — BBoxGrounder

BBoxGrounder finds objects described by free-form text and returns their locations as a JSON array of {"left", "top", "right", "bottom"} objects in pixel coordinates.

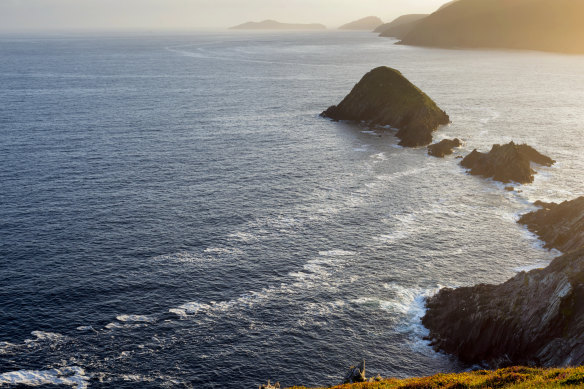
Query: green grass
[{"left": 288, "top": 366, "right": 584, "bottom": 389}]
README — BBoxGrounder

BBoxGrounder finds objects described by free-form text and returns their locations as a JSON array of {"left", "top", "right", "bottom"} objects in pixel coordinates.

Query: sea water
[{"left": 0, "top": 31, "right": 583, "bottom": 388}]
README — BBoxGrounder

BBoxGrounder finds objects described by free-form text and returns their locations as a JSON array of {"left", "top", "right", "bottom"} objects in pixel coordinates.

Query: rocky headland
[
  {"left": 427, "top": 138, "right": 461, "bottom": 158},
  {"left": 395, "top": 0, "right": 584, "bottom": 54},
  {"left": 519, "top": 197, "right": 584, "bottom": 253},
  {"left": 460, "top": 142, "right": 555, "bottom": 184},
  {"left": 230, "top": 20, "right": 326, "bottom": 30},
  {"left": 321, "top": 66, "right": 449, "bottom": 147},
  {"left": 339, "top": 16, "right": 383, "bottom": 31},
  {"left": 422, "top": 247, "right": 584, "bottom": 367}
]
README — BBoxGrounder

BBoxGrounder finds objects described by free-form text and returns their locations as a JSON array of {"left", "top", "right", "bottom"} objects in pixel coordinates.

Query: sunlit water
[{"left": 0, "top": 31, "right": 583, "bottom": 388}]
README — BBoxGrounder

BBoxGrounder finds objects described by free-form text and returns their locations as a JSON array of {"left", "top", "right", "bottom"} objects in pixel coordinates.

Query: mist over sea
[{"left": 1, "top": 31, "right": 583, "bottom": 388}]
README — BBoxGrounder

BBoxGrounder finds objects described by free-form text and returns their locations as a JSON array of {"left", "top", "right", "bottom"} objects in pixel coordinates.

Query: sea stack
[
  {"left": 427, "top": 138, "right": 461, "bottom": 157},
  {"left": 422, "top": 247, "right": 584, "bottom": 367},
  {"left": 519, "top": 197, "right": 584, "bottom": 253},
  {"left": 460, "top": 142, "right": 554, "bottom": 184},
  {"left": 321, "top": 67, "right": 449, "bottom": 147}
]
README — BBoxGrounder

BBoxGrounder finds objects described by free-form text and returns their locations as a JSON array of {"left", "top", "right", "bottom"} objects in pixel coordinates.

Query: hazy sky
[{"left": 0, "top": 0, "right": 448, "bottom": 31}]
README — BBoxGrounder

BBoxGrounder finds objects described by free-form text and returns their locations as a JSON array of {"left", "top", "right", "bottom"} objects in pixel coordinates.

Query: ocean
[{"left": 0, "top": 30, "right": 583, "bottom": 388}]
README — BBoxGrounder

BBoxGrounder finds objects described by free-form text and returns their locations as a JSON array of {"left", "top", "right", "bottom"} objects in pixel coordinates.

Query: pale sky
[{"left": 0, "top": 0, "right": 448, "bottom": 31}]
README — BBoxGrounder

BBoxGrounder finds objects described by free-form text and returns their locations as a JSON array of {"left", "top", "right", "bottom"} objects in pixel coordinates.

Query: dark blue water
[{"left": 1, "top": 31, "right": 583, "bottom": 388}]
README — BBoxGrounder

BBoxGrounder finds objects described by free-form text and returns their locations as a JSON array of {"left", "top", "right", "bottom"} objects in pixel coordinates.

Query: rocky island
[
  {"left": 321, "top": 67, "right": 450, "bottom": 147},
  {"left": 427, "top": 138, "right": 461, "bottom": 158},
  {"left": 519, "top": 197, "right": 584, "bottom": 253},
  {"left": 339, "top": 16, "right": 383, "bottom": 31},
  {"left": 460, "top": 142, "right": 555, "bottom": 184},
  {"left": 230, "top": 20, "right": 326, "bottom": 30}
]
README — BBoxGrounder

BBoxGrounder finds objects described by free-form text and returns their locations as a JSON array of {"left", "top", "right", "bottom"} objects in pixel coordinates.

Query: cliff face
[
  {"left": 422, "top": 248, "right": 584, "bottom": 367},
  {"left": 321, "top": 67, "right": 449, "bottom": 147},
  {"left": 519, "top": 197, "right": 584, "bottom": 253},
  {"left": 397, "top": 0, "right": 584, "bottom": 54},
  {"left": 460, "top": 142, "right": 554, "bottom": 184}
]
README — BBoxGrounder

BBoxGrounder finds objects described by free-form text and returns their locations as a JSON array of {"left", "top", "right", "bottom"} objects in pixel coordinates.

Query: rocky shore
[
  {"left": 460, "top": 142, "right": 555, "bottom": 184},
  {"left": 321, "top": 66, "right": 449, "bottom": 147},
  {"left": 422, "top": 247, "right": 584, "bottom": 367},
  {"left": 519, "top": 197, "right": 584, "bottom": 253}
]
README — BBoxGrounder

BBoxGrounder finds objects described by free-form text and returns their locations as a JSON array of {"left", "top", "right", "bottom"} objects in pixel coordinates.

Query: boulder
[
  {"left": 343, "top": 360, "right": 366, "bottom": 384},
  {"left": 321, "top": 67, "right": 449, "bottom": 147},
  {"left": 519, "top": 197, "right": 584, "bottom": 253},
  {"left": 422, "top": 247, "right": 584, "bottom": 367},
  {"left": 460, "top": 142, "right": 554, "bottom": 184},
  {"left": 427, "top": 138, "right": 461, "bottom": 157}
]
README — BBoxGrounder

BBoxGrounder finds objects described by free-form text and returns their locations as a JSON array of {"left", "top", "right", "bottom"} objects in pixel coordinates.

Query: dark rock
[
  {"left": 519, "top": 197, "right": 584, "bottom": 253},
  {"left": 460, "top": 142, "right": 555, "bottom": 184},
  {"left": 259, "top": 380, "right": 280, "bottom": 389},
  {"left": 343, "top": 360, "right": 366, "bottom": 384},
  {"left": 422, "top": 247, "right": 584, "bottom": 367},
  {"left": 427, "top": 138, "right": 461, "bottom": 157},
  {"left": 505, "top": 186, "right": 514, "bottom": 191},
  {"left": 321, "top": 67, "right": 449, "bottom": 147}
]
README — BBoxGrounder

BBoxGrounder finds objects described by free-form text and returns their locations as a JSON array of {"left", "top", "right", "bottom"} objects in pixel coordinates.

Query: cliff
[
  {"left": 397, "top": 0, "right": 584, "bottom": 54},
  {"left": 230, "top": 20, "right": 326, "bottom": 30},
  {"left": 321, "top": 67, "right": 449, "bottom": 147},
  {"left": 375, "top": 14, "right": 428, "bottom": 38},
  {"left": 339, "top": 16, "right": 383, "bottom": 31},
  {"left": 422, "top": 247, "right": 584, "bottom": 367},
  {"left": 519, "top": 197, "right": 584, "bottom": 253},
  {"left": 460, "top": 142, "right": 554, "bottom": 184}
]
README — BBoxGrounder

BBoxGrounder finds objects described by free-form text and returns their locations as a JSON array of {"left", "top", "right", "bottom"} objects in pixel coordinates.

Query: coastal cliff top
[{"left": 288, "top": 365, "right": 584, "bottom": 388}]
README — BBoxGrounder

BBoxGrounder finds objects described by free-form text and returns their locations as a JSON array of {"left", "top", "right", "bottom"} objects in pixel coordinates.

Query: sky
[{"left": 0, "top": 0, "right": 449, "bottom": 31}]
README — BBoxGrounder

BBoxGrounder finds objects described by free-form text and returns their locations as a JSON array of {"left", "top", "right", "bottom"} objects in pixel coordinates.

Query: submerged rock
[
  {"left": 519, "top": 197, "right": 584, "bottom": 253},
  {"left": 422, "top": 247, "right": 584, "bottom": 367},
  {"left": 321, "top": 67, "right": 449, "bottom": 147},
  {"left": 343, "top": 360, "right": 366, "bottom": 384},
  {"left": 460, "top": 141, "right": 555, "bottom": 184},
  {"left": 427, "top": 138, "right": 461, "bottom": 157}
]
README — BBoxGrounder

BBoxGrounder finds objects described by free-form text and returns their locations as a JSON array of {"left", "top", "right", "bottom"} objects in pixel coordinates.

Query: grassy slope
[{"left": 289, "top": 366, "right": 584, "bottom": 388}]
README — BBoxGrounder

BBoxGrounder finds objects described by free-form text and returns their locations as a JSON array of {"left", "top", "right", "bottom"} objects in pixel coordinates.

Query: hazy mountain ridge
[
  {"left": 375, "top": 14, "right": 428, "bottom": 38},
  {"left": 230, "top": 20, "right": 326, "bottom": 30},
  {"left": 339, "top": 16, "right": 383, "bottom": 30}
]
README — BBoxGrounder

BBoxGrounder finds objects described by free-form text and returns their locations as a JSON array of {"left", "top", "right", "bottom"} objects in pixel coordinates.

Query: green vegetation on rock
[{"left": 288, "top": 366, "right": 584, "bottom": 388}]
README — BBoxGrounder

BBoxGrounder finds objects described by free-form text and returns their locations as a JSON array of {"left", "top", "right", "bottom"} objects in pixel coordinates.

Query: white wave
[
  {"left": 514, "top": 261, "right": 551, "bottom": 272},
  {"left": 370, "top": 152, "right": 388, "bottom": 161},
  {"left": 116, "top": 314, "right": 157, "bottom": 323},
  {"left": 0, "top": 366, "right": 89, "bottom": 389},
  {"left": 360, "top": 130, "right": 377, "bottom": 134},
  {"left": 203, "top": 247, "right": 244, "bottom": 255},
  {"left": 75, "top": 326, "right": 95, "bottom": 332},
  {"left": 227, "top": 231, "right": 258, "bottom": 243},
  {"left": 318, "top": 249, "right": 355, "bottom": 257},
  {"left": 352, "top": 145, "right": 370, "bottom": 152},
  {"left": 27, "top": 331, "right": 65, "bottom": 343}
]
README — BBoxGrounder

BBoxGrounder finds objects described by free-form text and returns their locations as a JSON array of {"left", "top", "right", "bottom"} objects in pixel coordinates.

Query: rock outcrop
[
  {"left": 339, "top": 16, "right": 383, "bottom": 31},
  {"left": 343, "top": 360, "right": 366, "bottom": 384},
  {"left": 427, "top": 138, "right": 461, "bottom": 158},
  {"left": 422, "top": 247, "right": 584, "bottom": 367},
  {"left": 321, "top": 67, "right": 449, "bottom": 147},
  {"left": 460, "top": 142, "right": 554, "bottom": 184},
  {"left": 230, "top": 20, "right": 326, "bottom": 30},
  {"left": 519, "top": 197, "right": 584, "bottom": 253}
]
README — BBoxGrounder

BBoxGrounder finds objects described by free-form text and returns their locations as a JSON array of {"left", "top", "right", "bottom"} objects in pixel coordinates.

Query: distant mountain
[
  {"left": 398, "top": 0, "right": 584, "bottom": 54},
  {"left": 339, "top": 16, "right": 383, "bottom": 30},
  {"left": 437, "top": 0, "right": 460, "bottom": 11},
  {"left": 374, "top": 14, "right": 428, "bottom": 39},
  {"left": 230, "top": 20, "right": 326, "bottom": 30}
]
